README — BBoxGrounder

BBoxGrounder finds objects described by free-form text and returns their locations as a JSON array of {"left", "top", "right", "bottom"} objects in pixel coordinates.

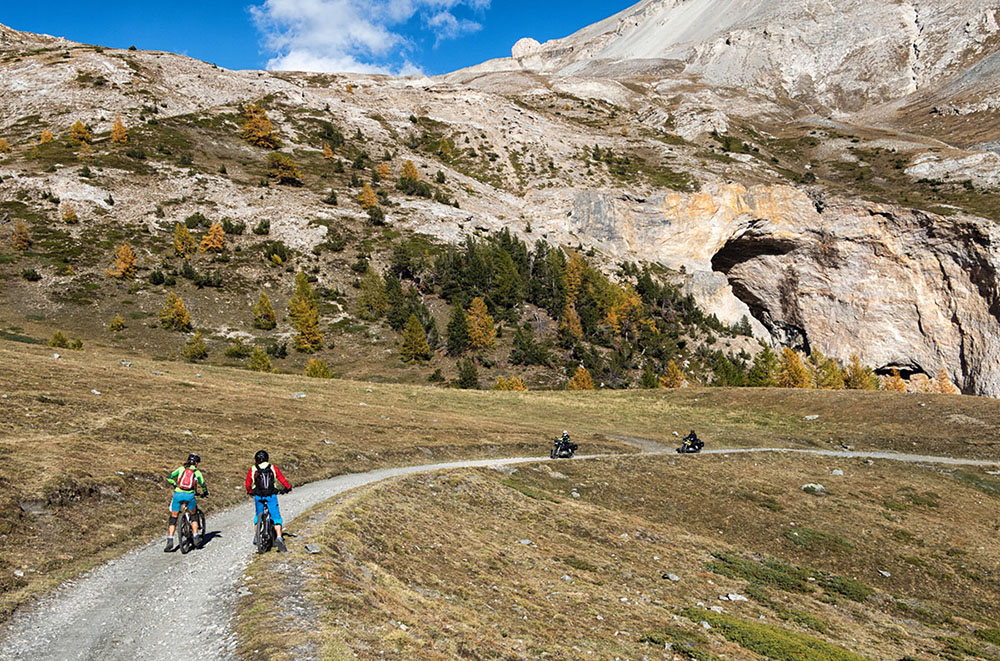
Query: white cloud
[{"left": 251, "top": 0, "right": 490, "bottom": 74}]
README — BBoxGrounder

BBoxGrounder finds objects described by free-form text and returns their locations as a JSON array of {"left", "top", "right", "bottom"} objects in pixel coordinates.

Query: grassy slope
[
  {"left": 2, "top": 334, "right": 999, "bottom": 623},
  {"left": 239, "top": 453, "right": 1000, "bottom": 660}
]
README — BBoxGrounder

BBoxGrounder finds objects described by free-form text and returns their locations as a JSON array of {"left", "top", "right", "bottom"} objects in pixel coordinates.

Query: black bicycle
[
  {"left": 177, "top": 501, "right": 206, "bottom": 554},
  {"left": 255, "top": 499, "right": 276, "bottom": 554}
]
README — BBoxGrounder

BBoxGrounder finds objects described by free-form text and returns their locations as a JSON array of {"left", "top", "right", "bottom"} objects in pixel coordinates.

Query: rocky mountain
[{"left": 0, "top": 1, "right": 998, "bottom": 395}]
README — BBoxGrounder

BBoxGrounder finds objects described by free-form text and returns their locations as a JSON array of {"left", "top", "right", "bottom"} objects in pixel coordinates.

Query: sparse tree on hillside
[
  {"left": 883, "top": 369, "right": 907, "bottom": 393},
  {"left": 252, "top": 292, "right": 277, "bottom": 330},
  {"left": 810, "top": 350, "right": 846, "bottom": 390},
  {"left": 358, "top": 182, "right": 378, "bottom": 209},
  {"left": 747, "top": 346, "right": 778, "bottom": 387},
  {"left": 110, "top": 115, "right": 128, "bottom": 144},
  {"left": 466, "top": 297, "right": 496, "bottom": 352},
  {"left": 376, "top": 162, "right": 391, "bottom": 180},
  {"left": 845, "top": 354, "right": 879, "bottom": 390},
  {"left": 777, "top": 348, "right": 811, "bottom": 389},
  {"left": 558, "top": 304, "right": 583, "bottom": 343},
  {"left": 457, "top": 358, "right": 479, "bottom": 389},
  {"left": 932, "top": 368, "right": 959, "bottom": 394},
  {"left": 567, "top": 365, "right": 595, "bottom": 391},
  {"left": 183, "top": 331, "right": 209, "bottom": 362},
  {"left": 401, "top": 160, "right": 419, "bottom": 182},
  {"left": 11, "top": 220, "right": 31, "bottom": 251},
  {"left": 305, "top": 357, "right": 333, "bottom": 378},
  {"left": 69, "top": 121, "right": 92, "bottom": 144},
  {"left": 61, "top": 203, "right": 79, "bottom": 223},
  {"left": 199, "top": 223, "right": 226, "bottom": 253},
  {"left": 288, "top": 271, "right": 323, "bottom": 353},
  {"left": 247, "top": 345, "right": 274, "bottom": 372},
  {"left": 174, "top": 223, "right": 196, "bottom": 258},
  {"left": 108, "top": 314, "right": 126, "bottom": 332},
  {"left": 40, "top": 130, "right": 54, "bottom": 144},
  {"left": 323, "top": 143, "right": 335, "bottom": 160},
  {"left": 494, "top": 376, "right": 528, "bottom": 391},
  {"left": 48, "top": 331, "right": 70, "bottom": 348},
  {"left": 660, "top": 360, "right": 685, "bottom": 389},
  {"left": 78, "top": 142, "right": 93, "bottom": 159},
  {"left": 266, "top": 153, "right": 303, "bottom": 186},
  {"left": 241, "top": 103, "right": 279, "bottom": 149},
  {"left": 400, "top": 313, "right": 431, "bottom": 363},
  {"left": 106, "top": 242, "right": 138, "bottom": 279},
  {"left": 565, "top": 253, "right": 585, "bottom": 305},
  {"left": 160, "top": 292, "right": 192, "bottom": 331},
  {"left": 356, "top": 266, "right": 388, "bottom": 321},
  {"left": 0, "top": 138, "right": 9, "bottom": 154},
  {"left": 446, "top": 301, "right": 470, "bottom": 356}
]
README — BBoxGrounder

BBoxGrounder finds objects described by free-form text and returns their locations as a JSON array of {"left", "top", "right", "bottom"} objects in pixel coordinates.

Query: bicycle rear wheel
[
  {"left": 256, "top": 517, "right": 272, "bottom": 554},
  {"left": 179, "top": 513, "right": 193, "bottom": 554}
]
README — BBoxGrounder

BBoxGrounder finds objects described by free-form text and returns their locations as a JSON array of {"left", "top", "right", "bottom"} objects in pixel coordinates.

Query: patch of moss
[
  {"left": 682, "top": 608, "right": 869, "bottom": 661},
  {"left": 640, "top": 625, "right": 720, "bottom": 660},
  {"left": 499, "top": 479, "right": 560, "bottom": 503},
  {"left": 783, "top": 528, "right": 853, "bottom": 554}
]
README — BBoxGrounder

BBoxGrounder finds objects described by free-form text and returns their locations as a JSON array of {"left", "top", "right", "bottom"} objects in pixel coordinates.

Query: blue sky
[{"left": 1, "top": 1, "right": 635, "bottom": 75}]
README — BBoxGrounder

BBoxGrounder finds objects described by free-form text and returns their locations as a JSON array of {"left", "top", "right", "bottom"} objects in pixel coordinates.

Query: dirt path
[{"left": 1, "top": 446, "right": 996, "bottom": 660}]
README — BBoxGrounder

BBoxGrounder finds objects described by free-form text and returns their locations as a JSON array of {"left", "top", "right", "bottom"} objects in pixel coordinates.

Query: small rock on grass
[
  {"left": 803, "top": 415, "right": 820, "bottom": 421},
  {"left": 90, "top": 389, "right": 101, "bottom": 396},
  {"left": 831, "top": 469, "right": 845, "bottom": 476},
  {"left": 879, "top": 570, "right": 892, "bottom": 578},
  {"left": 802, "top": 483, "right": 827, "bottom": 495},
  {"left": 305, "top": 544, "right": 321, "bottom": 554},
  {"left": 292, "top": 392, "right": 306, "bottom": 399},
  {"left": 662, "top": 573, "right": 681, "bottom": 582}
]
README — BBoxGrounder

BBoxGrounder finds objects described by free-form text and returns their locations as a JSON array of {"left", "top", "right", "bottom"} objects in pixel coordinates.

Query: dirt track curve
[{"left": 2, "top": 445, "right": 996, "bottom": 660}]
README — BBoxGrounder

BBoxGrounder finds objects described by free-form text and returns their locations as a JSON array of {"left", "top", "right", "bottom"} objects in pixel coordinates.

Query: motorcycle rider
[
  {"left": 554, "top": 430, "right": 578, "bottom": 456},
  {"left": 680, "top": 430, "right": 702, "bottom": 452}
]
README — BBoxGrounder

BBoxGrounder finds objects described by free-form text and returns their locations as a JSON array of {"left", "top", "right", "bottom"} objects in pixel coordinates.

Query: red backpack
[{"left": 178, "top": 467, "right": 197, "bottom": 490}]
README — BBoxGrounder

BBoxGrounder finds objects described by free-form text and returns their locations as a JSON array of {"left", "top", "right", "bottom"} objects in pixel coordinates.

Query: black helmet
[
  {"left": 187, "top": 453, "right": 201, "bottom": 465},
  {"left": 254, "top": 450, "right": 269, "bottom": 465}
]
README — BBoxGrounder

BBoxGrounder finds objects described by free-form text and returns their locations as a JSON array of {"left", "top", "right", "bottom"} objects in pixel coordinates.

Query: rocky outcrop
[{"left": 525, "top": 184, "right": 1000, "bottom": 396}]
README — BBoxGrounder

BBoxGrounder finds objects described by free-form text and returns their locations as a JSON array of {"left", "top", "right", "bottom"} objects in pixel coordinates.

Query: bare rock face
[
  {"left": 525, "top": 183, "right": 1000, "bottom": 395},
  {"left": 512, "top": 38, "right": 543, "bottom": 59}
]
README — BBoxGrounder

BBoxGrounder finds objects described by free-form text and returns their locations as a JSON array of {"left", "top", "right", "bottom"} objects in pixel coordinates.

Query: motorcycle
[
  {"left": 550, "top": 438, "right": 577, "bottom": 459},
  {"left": 676, "top": 432, "right": 704, "bottom": 454}
]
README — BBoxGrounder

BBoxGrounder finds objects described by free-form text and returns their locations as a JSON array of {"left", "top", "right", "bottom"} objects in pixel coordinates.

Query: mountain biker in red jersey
[
  {"left": 245, "top": 450, "right": 292, "bottom": 552},
  {"left": 165, "top": 453, "right": 208, "bottom": 552}
]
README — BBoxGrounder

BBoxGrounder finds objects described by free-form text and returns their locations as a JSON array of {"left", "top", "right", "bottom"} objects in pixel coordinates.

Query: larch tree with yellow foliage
[
  {"left": 0, "top": 138, "right": 10, "bottom": 154},
  {"left": 466, "top": 297, "right": 496, "bottom": 352},
  {"left": 883, "top": 369, "right": 907, "bottom": 393},
  {"left": 565, "top": 253, "right": 585, "bottom": 305},
  {"left": 376, "top": 162, "right": 391, "bottom": 180},
  {"left": 110, "top": 116, "right": 128, "bottom": 144},
  {"left": 660, "top": 360, "right": 685, "bottom": 389},
  {"left": 288, "top": 271, "right": 324, "bottom": 353},
  {"left": 252, "top": 292, "right": 277, "bottom": 330},
  {"left": 106, "top": 243, "right": 138, "bottom": 279},
  {"left": 199, "top": 223, "right": 226, "bottom": 253},
  {"left": 558, "top": 304, "right": 583, "bottom": 342},
  {"left": 494, "top": 376, "right": 528, "bottom": 391},
  {"left": 567, "top": 366, "right": 595, "bottom": 391},
  {"left": 358, "top": 182, "right": 378, "bottom": 209},
  {"left": 323, "top": 143, "right": 335, "bottom": 160},
  {"left": 174, "top": 223, "right": 196, "bottom": 258},
  {"left": 777, "top": 348, "right": 811, "bottom": 389},
  {"left": 932, "top": 368, "right": 959, "bottom": 394},
  {"left": 240, "top": 103, "right": 279, "bottom": 149},
  {"left": 305, "top": 358, "right": 333, "bottom": 379},
  {"left": 400, "top": 313, "right": 431, "bottom": 363},
  {"left": 845, "top": 355, "right": 880, "bottom": 390},
  {"left": 69, "top": 121, "right": 92, "bottom": 144},
  {"left": 61, "top": 203, "right": 79, "bottom": 223},
  {"left": 159, "top": 292, "right": 192, "bottom": 331},
  {"left": 401, "top": 160, "right": 419, "bottom": 182},
  {"left": 40, "top": 130, "right": 54, "bottom": 144},
  {"left": 11, "top": 221, "right": 31, "bottom": 252}
]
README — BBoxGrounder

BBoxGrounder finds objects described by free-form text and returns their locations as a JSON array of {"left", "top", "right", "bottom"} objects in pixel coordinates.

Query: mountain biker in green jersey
[{"left": 165, "top": 453, "right": 208, "bottom": 552}]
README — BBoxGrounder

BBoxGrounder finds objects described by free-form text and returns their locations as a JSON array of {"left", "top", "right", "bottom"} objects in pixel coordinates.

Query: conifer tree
[
  {"left": 446, "top": 301, "right": 470, "bottom": 356},
  {"left": 356, "top": 266, "right": 388, "bottom": 321},
  {"left": 288, "top": 272, "right": 323, "bottom": 352},
  {"left": 640, "top": 365, "right": 659, "bottom": 389},
  {"left": 247, "top": 345, "right": 273, "bottom": 372},
  {"left": 305, "top": 358, "right": 333, "bottom": 378},
  {"left": 810, "top": 350, "right": 846, "bottom": 390},
  {"left": 660, "top": 360, "right": 685, "bottom": 389},
  {"left": 0, "top": 138, "right": 9, "bottom": 154},
  {"left": 199, "top": 223, "right": 226, "bottom": 253},
  {"left": 183, "top": 331, "right": 209, "bottom": 362},
  {"left": 48, "top": 331, "right": 70, "bottom": 348},
  {"left": 777, "top": 348, "right": 811, "bottom": 388},
  {"left": 565, "top": 253, "right": 585, "bottom": 304},
  {"left": 558, "top": 304, "right": 583, "bottom": 342},
  {"left": 252, "top": 292, "right": 277, "bottom": 330},
  {"left": 376, "top": 162, "right": 391, "bottom": 179},
  {"left": 567, "top": 365, "right": 595, "bottom": 391},
  {"left": 61, "top": 203, "right": 78, "bottom": 223},
  {"left": 106, "top": 242, "right": 138, "bottom": 279},
  {"left": 457, "top": 358, "right": 479, "bottom": 389},
  {"left": 11, "top": 220, "right": 31, "bottom": 252},
  {"left": 883, "top": 369, "right": 907, "bottom": 393},
  {"left": 494, "top": 376, "right": 528, "bottom": 391},
  {"left": 69, "top": 121, "right": 92, "bottom": 144},
  {"left": 401, "top": 160, "right": 419, "bottom": 181},
  {"left": 78, "top": 142, "right": 94, "bottom": 159},
  {"left": 383, "top": 275, "right": 409, "bottom": 331},
  {"left": 400, "top": 313, "right": 431, "bottom": 363},
  {"left": 747, "top": 346, "right": 778, "bottom": 387},
  {"left": 108, "top": 314, "right": 126, "bottom": 332},
  {"left": 466, "top": 297, "right": 496, "bottom": 351},
  {"left": 174, "top": 223, "right": 195, "bottom": 258},
  {"left": 240, "top": 104, "right": 279, "bottom": 149},
  {"left": 160, "top": 292, "right": 192, "bottom": 331},
  {"left": 358, "top": 182, "right": 378, "bottom": 209},
  {"left": 110, "top": 115, "right": 128, "bottom": 144},
  {"left": 267, "top": 153, "right": 302, "bottom": 185},
  {"left": 323, "top": 143, "right": 335, "bottom": 160},
  {"left": 932, "top": 368, "right": 959, "bottom": 394},
  {"left": 845, "top": 355, "right": 879, "bottom": 390},
  {"left": 40, "top": 130, "right": 54, "bottom": 144}
]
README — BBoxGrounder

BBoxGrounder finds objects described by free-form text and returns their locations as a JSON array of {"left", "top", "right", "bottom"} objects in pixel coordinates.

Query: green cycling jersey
[{"left": 167, "top": 466, "right": 207, "bottom": 494}]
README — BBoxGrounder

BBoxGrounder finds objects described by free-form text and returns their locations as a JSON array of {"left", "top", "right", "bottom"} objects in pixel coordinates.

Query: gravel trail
[{"left": 1, "top": 446, "right": 995, "bottom": 660}]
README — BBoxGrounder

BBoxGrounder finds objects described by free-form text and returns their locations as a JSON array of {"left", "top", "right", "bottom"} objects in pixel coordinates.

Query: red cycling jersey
[{"left": 245, "top": 463, "right": 291, "bottom": 495}]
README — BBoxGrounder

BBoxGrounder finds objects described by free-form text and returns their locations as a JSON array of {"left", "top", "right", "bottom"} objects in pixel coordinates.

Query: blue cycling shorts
[
  {"left": 254, "top": 494, "right": 282, "bottom": 525},
  {"left": 170, "top": 491, "right": 197, "bottom": 513}
]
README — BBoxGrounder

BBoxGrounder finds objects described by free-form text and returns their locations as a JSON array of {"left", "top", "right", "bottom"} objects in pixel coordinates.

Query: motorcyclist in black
[
  {"left": 552, "top": 430, "right": 578, "bottom": 458},
  {"left": 679, "top": 430, "right": 703, "bottom": 453}
]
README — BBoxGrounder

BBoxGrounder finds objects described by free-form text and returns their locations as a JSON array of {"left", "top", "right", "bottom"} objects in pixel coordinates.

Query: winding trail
[{"left": 1, "top": 445, "right": 996, "bottom": 660}]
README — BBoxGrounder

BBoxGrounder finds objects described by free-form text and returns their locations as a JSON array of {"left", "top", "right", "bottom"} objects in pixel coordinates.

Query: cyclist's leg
[
  {"left": 188, "top": 496, "right": 199, "bottom": 536},
  {"left": 268, "top": 494, "right": 284, "bottom": 538}
]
